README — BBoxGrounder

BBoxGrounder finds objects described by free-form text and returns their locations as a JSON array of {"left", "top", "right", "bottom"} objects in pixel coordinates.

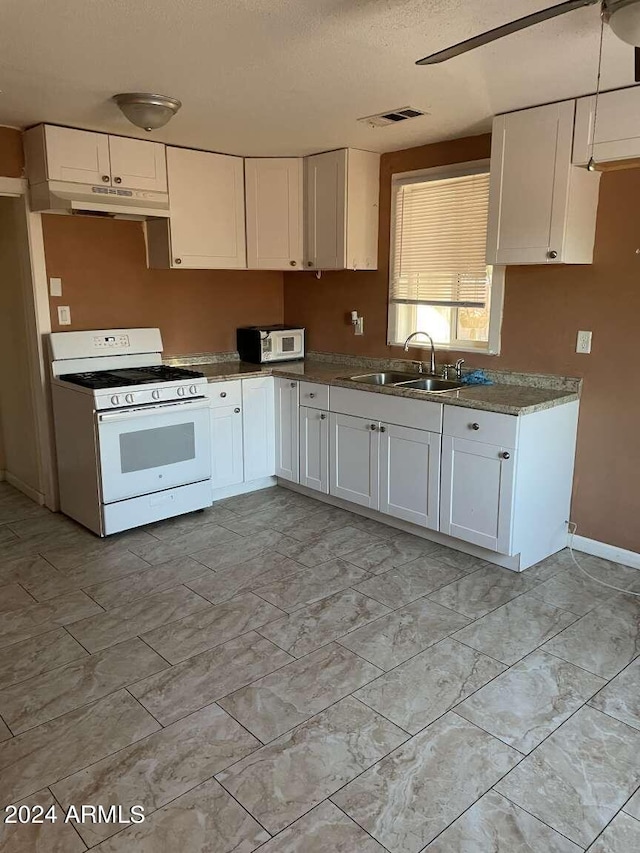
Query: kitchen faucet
[{"left": 403, "top": 331, "right": 436, "bottom": 375}]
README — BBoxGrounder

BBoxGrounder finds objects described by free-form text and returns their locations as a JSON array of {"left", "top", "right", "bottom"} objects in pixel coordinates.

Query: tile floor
[{"left": 0, "top": 481, "right": 638, "bottom": 851}]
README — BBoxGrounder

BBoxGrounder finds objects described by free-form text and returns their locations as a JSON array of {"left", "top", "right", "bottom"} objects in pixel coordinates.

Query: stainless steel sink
[
  {"left": 396, "top": 377, "right": 464, "bottom": 392},
  {"left": 348, "top": 371, "right": 422, "bottom": 385}
]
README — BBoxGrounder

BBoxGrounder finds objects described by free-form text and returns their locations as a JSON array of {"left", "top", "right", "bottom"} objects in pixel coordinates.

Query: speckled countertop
[{"left": 167, "top": 357, "right": 580, "bottom": 416}]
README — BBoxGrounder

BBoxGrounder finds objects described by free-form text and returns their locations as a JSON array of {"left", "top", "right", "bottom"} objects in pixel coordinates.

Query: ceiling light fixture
[
  {"left": 112, "top": 93, "right": 182, "bottom": 132},
  {"left": 605, "top": 0, "right": 640, "bottom": 45}
]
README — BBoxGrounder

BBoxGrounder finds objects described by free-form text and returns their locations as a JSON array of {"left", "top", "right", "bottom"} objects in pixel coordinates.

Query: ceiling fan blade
[
  {"left": 636, "top": 46, "right": 640, "bottom": 82},
  {"left": 416, "top": 0, "right": 601, "bottom": 65}
]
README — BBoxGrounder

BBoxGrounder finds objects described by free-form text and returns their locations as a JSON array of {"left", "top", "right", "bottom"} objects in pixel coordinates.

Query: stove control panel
[
  {"left": 96, "top": 380, "right": 207, "bottom": 410},
  {"left": 92, "top": 334, "right": 130, "bottom": 350}
]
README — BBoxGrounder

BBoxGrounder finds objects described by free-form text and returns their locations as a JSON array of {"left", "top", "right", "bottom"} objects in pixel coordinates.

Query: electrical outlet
[
  {"left": 58, "top": 306, "right": 71, "bottom": 326},
  {"left": 576, "top": 330, "right": 592, "bottom": 354},
  {"left": 49, "top": 277, "right": 62, "bottom": 297}
]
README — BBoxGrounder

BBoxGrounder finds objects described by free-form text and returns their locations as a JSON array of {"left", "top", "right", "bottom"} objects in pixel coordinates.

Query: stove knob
[
  {"left": 189, "top": 385, "right": 197, "bottom": 394},
  {"left": 152, "top": 389, "right": 160, "bottom": 400},
  {"left": 125, "top": 393, "right": 134, "bottom": 404},
  {"left": 110, "top": 395, "right": 120, "bottom": 406},
  {"left": 177, "top": 387, "right": 186, "bottom": 397}
]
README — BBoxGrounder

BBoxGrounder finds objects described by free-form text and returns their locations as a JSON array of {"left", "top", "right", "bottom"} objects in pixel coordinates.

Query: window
[{"left": 388, "top": 160, "right": 504, "bottom": 355}]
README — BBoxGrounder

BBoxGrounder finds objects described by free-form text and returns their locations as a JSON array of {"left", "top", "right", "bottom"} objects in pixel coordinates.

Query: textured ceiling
[{"left": 0, "top": 0, "right": 636, "bottom": 156}]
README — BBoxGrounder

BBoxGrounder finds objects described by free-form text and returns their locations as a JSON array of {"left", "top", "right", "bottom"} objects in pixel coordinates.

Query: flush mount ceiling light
[
  {"left": 112, "top": 93, "right": 181, "bottom": 132},
  {"left": 605, "top": 0, "right": 640, "bottom": 44}
]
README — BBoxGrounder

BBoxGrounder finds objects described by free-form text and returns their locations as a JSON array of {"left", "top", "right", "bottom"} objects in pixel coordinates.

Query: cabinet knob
[
  {"left": 471, "top": 422, "right": 480, "bottom": 431},
  {"left": 174, "top": 258, "right": 182, "bottom": 265},
  {"left": 501, "top": 451, "right": 511, "bottom": 460},
  {"left": 306, "top": 261, "right": 314, "bottom": 268},
  {"left": 290, "top": 382, "right": 296, "bottom": 388},
  {"left": 101, "top": 175, "right": 109, "bottom": 183},
  {"left": 234, "top": 407, "right": 241, "bottom": 414},
  {"left": 220, "top": 391, "right": 227, "bottom": 398},
  {"left": 113, "top": 176, "right": 122, "bottom": 185},
  {"left": 380, "top": 425, "right": 387, "bottom": 433},
  {"left": 320, "top": 413, "right": 326, "bottom": 420},
  {"left": 289, "top": 260, "right": 297, "bottom": 267},
  {"left": 547, "top": 250, "right": 558, "bottom": 259},
  {"left": 309, "top": 392, "right": 316, "bottom": 399},
  {"left": 370, "top": 423, "right": 378, "bottom": 431}
]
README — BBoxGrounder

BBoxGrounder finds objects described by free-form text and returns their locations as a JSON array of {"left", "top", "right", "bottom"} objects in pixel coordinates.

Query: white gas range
[{"left": 50, "top": 328, "right": 212, "bottom": 536}]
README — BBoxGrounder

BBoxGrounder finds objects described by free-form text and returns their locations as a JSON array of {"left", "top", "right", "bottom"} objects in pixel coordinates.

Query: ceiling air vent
[{"left": 358, "top": 106, "right": 428, "bottom": 128}]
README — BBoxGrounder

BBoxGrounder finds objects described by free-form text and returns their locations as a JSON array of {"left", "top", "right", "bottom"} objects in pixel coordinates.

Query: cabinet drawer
[
  {"left": 330, "top": 386, "right": 442, "bottom": 433},
  {"left": 207, "top": 379, "right": 242, "bottom": 408},
  {"left": 443, "top": 406, "right": 518, "bottom": 448},
  {"left": 300, "top": 381, "right": 329, "bottom": 410}
]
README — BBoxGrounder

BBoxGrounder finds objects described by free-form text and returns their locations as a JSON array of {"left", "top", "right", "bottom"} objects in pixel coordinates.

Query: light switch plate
[
  {"left": 576, "top": 330, "right": 592, "bottom": 354},
  {"left": 58, "top": 306, "right": 71, "bottom": 326},
  {"left": 49, "top": 277, "right": 62, "bottom": 297}
]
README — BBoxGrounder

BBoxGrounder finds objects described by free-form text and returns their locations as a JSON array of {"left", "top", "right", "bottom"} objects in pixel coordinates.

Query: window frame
[{"left": 387, "top": 159, "right": 504, "bottom": 356}]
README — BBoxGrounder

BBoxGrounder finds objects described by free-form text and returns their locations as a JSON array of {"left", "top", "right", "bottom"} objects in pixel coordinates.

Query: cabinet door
[
  {"left": 166, "top": 147, "right": 246, "bottom": 269},
  {"left": 486, "top": 101, "right": 575, "bottom": 265},
  {"left": 379, "top": 423, "right": 441, "bottom": 530},
  {"left": 108, "top": 136, "right": 167, "bottom": 192},
  {"left": 245, "top": 158, "right": 303, "bottom": 270},
  {"left": 574, "top": 89, "right": 640, "bottom": 166},
  {"left": 329, "top": 413, "right": 379, "bottom": 509},
  {"left": 275, "top": 379, "right": 299, "bottom": 483},
  {"left": 242, "top": 376, "right": 275, "bottom": 481},
  {"left": 210, "top": 404, "right": 244, "bottom": 490},
  {"left": 440, "top": 436, "right": 515, "bottom": 554},
  {"left": 299, "top": 406, "right": 329, "bottom": 494},
  {"left": 44, "top": 125, "right": 111, "bottom": 185},
  {"left": 305, "top": 149, "right": 347, "bottom": 270}
]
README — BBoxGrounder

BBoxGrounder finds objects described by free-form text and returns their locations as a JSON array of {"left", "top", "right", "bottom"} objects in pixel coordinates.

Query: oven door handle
[{"left": 97, "top": 398, "right": 210, "bottom": 423}]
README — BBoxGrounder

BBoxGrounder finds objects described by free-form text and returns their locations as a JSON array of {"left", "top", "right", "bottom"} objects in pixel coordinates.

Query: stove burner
[{"left": 60, "top": 365, "right": 205, "bottom": 390}]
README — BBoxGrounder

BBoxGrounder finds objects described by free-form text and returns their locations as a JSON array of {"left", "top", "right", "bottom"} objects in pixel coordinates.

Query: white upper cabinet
[
  {"left": 24, "top": 124, "right": 167, "bottom": 192},
  {"left": 304, "top": 148, "right": 380, "bottom": 271},
  {"left": 245, "top": 158, "right": 304, "bottom": 270},
  {"left": 148, "top": 146, "right": 246, "bottom": 270},
  {"left": 574, "top": 88, "right": 640, "bottom": 167},
  {"left": 486, "top": 101, "right": 600, "bottom": 265},
  {"left": 107, "top": 135, "right": 167, "bottom": 192}
]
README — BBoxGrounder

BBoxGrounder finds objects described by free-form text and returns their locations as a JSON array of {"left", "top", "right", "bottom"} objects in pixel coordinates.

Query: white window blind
[{"left": 390, "top": 171, "right": 491, "bottom": 308}]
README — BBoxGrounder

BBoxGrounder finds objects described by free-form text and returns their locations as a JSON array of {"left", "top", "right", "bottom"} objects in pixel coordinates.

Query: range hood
[{"left": 29, "top": 180, "right": 170, "bottom": 220}]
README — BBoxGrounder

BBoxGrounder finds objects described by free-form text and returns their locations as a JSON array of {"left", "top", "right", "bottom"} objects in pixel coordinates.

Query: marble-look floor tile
[
  {"left": 355, "top": 638, "right": 506, "bottom": 734},
  {"left": 0, "top": 591, "right": 102, "bottom": 650},
  {"left": 353, "top": 555, "right": 468, "bottom": 609},
  {"left": 258, "top": 589, "right": 390, "bottom": 658},
  {"left": 333, "top": 711, "right": 520, "bottom": 853},
  {"left": 530, "top": 565, "right": 623, "bottom": 616},
  {"left": 129, "top": 523, "right": 241, "bottom": 565},
  {"left": 0, "top": 494, "right": 47, "bottom": 526},
  {"left": 453, "top": 593, "right": 577, "bottom": 665},
  {"left": 427, "top": 545, "right": 490, "bottom": 573},
  {"left": 144, "top": 504, "right": 238, "bottom": 539},
  {"left": 624, "top": 788, "right": 640, "bottom": 820},
  {"left": 142, "top": 592, "right": 284, "bottom": 663},
  {"left": 7, "top": 512, "right": 84, "bottom": 541},
  {"left": 496, "top": 705, "right": 640, "bottom": 847},
  {"left": 66, "top": 585, "right": 209, "bottom": 652},
  {"left": 0, "top": 789, "right": 86, "bottom": 852},
  {"left": 185, "top": 552, "right": 301, "bottom": 604},
  {"left": 0, "top": 637, "right": 167, "bottom": 734},
  {"left": 256, "top": 800, "right": 387, "bottom": 852},
  {"left": 37, "top": 530, "right": 156, "bottom": 573},
  {"left": 0, "top": 716, "right": 10, "bottom": 741},
  {"left": 57, "top": 550, "right": 158, "bottom": 591},
  {"left": 130, "top": 631, "right": 293, "bottom": 725},
  {"left": 0, "top": 583, "right": 34, "bottom": 613},
  {"left": 346, "top": 514, "right": 402, "bottom": 540},
  {"left": 255, "top": 559, "right": 369, "bottom": 612},
  {"left": 52, "top": 702, "right": 259, "bottom": 846},
  {"left": 220, "top": 643, "right": 381, "bottom": 742},
  {"left": 273, "top": 506, "right": 360, "bottom": 542},
  {"left": 217, "top": 696, "right": 408, "bottom": 834},
  {"left": 542, "top": 596, "right": 640, "bottom": 679},
  {"left": 339, "top": 598, "right": 470, "bottom": 671},
  {"left": 0, "top": 554, "right": 60, "bottom": 590},
  {"left": 84, "top": 555, "right": 214, "bottom": 609},
  {"left": 91, "top": 778, "right": 269, "bottom": 853},
  {"left": 588, "top": 812, "right": 640, "bottom": 852},
  {"left": 457, "top": 650, "right": 605, "bottom": 753},
  {"left": 0, "top": 689, "right": 159, "bottom": 806},
  {"left": 191, "top": 529, "right": 287, "bottom": 571},
  {"left": 220, "top": 503, "right": 319, "bottom": 537},
  {"left": 429, "top": 565, "right": 539, "bottom": 619},
  {"left": 0, "top": 628, "right": 87, "bottom": 690},
  {"left": 343, "top": 532, "right": 438, "bottom": 574},
  {"left": 274, "top": 530, "right": 372, "bottom": 569},
  {"left": 217, "top": 485, "right": 301, "bottom": 516},
  {"left": 525, "top": 547, "right": 575, "bottom": 582},
  {"left": 424, "top": 790, "right": 581, "bottom": 852},
  {"left": 589, "top": 658, "right": 640, "bottom": 731}
]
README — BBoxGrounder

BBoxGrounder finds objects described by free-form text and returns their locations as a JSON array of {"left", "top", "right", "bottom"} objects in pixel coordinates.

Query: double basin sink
[{"left": 345, "top": 371, "right": 464, "bottom": 393}]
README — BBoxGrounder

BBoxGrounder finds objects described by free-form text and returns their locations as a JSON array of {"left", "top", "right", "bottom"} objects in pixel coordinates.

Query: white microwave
[{"left": 237, "top": 325, "right": 305, "bottom": 363}]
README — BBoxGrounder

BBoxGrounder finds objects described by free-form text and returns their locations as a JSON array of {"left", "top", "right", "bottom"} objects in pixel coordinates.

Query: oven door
[
  {"left": 97, "top": 399, "right": 211, "bottom": 504},
  {"left": 270, "top": 329, "right": 304, "bottom": 361}
]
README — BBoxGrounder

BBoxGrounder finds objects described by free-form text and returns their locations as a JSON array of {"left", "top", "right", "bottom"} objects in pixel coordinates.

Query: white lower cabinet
[
  {"left": 275, "top": 378, "right": 299, "bottom": 483},
  {"left": 210, "top": 403, "right": 244, "bottom": 490},
  {"left": 242, "top": 377, "right": 275, "bottom": 481},
  {"left": 299, "top": 406, "right": 329, "bottom": 494},
  {"left": 329, "top": 413, "right": 379, "bottom": 509},
  {"left": 379, "top": 423, "right": 441, "bottom": 530}
]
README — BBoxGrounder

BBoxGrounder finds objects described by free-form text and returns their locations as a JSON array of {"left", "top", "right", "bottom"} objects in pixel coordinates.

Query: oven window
[
  {"left": 282, "top": 336, "right": 295, "bottom": 352},
  {"left": 119, "top": 423, "right": 196, "bottom": 474}
]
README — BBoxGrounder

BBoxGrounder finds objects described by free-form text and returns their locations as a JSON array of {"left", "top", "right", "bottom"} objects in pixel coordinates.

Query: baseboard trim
[
  {"left": 5, "top": 472, "right": 45, "bottom": 505},
  {"left": 0, "top": 469, "right": 5, "bottom": 482},
  {"left": 212, "top": 476, "right": 277, "bottom": 503},
  {"left": 571, "top": 535, "right": 640, "bottom": 570}
]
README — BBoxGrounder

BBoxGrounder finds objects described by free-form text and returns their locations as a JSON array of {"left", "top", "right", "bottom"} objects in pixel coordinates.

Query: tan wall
[
  {"left": 42, "top": 215, "right": 285, "bottom": 355},
  {"left": 284, "top": 134, "right": 637, "bottom": 552},
  {"left": 0, "top": 127, "right": 24, "bottom": 178}
]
